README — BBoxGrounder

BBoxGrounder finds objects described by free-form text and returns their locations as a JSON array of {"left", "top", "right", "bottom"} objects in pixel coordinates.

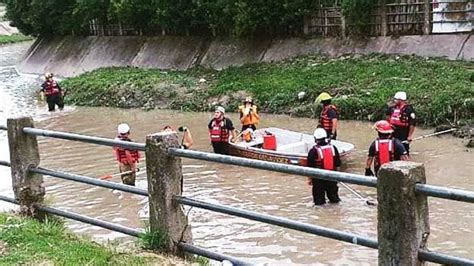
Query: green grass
[
  {"left": 0, "top": 34, "right": 34, "bottom": 45},
  {"left": 63, "top": 54, "right": 474, "bottom": 126},
  {"left": 0, "top": 213, "right": 182, "bottom": 265},
  {"left": 139, "top": 226, "right": 169, "bottom": 250}
]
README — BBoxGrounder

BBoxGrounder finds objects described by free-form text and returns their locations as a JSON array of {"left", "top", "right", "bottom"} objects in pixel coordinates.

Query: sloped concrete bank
[{"left": 18, "top": 34, "right": 472, "bottom": 77}]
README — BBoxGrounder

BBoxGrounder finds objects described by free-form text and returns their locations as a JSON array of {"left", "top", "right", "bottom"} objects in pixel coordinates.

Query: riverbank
[
  {"left": 0, "top": 213, "right": 191, "bottom": 265},
  {"left": 0, "top": 34, "right": 33, "bottom": 45},
  {"left": 62, "top": 54, "right": 473, "bottom": 126}
]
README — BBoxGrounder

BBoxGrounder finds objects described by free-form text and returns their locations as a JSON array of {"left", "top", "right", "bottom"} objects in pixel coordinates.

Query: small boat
[{"left": 227, "top": 127, "right": 354, "bottom": 166}]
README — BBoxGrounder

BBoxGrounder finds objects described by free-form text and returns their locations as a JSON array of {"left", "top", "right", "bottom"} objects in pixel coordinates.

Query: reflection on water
[{"left": 0, "top": 43, "right": 473, "bottom": 264}]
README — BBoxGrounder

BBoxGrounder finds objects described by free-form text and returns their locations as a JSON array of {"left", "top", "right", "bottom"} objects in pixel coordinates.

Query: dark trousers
[
  {"left": 212, "top": 142, "right": 228, "bottom": 155},
  {"left": 241, "top": 124, "right": 256, "bottom": 132},
  {"left": 46, "top": 94, "right": 64, "bottom": 112},
  {"left": 403, "top": 143, "right": 410, "bottom": 155},
  {"left": 312, "top": 178, "right": 341, "bottom": 205}
]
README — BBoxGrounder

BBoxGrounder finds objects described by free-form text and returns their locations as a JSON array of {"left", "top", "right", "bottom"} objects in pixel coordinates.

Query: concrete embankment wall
[{"left": 18, "top": 34, "right": 472, "bottom": 77}]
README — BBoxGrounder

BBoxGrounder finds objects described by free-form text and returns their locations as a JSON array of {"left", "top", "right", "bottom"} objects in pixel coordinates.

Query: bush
[{"left": 63, "top": 54, "right": 474, "bottom": 126}]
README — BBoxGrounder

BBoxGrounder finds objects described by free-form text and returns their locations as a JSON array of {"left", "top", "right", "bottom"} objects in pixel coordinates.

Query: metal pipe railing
[
  {"left": 178, "top": 243, "right": 251, "bottom": 266},
  {"left": 0, "top": 195, "right": 141, "bottom": 237},
  {"left": 169, "top": 149, "right": 474, "bottom": 204},
  {"left": 174, "top": 196, "right": 378, "bottom": 249},
  {"left": 415, "top": 184, "right": 474, "bottom": 203},
  {"left": 30, "top": 167, "right": 148, "bottom": 197},
  {"left": 22, "top": 127, "right": 145, "bottom": 151},
  {"left": 168, "top": 148, "right": 378, "bottom": 188},
  {"left": 418, "top": 249, "right": 474, "bottom": 266},
  {"left": 0, "top": 160, "right": 10, "bottom": 167}
]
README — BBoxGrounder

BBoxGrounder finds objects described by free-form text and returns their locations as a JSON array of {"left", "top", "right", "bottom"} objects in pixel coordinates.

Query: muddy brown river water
[{"left": 1, "top": 43, "right": 473, "bottom": 265}]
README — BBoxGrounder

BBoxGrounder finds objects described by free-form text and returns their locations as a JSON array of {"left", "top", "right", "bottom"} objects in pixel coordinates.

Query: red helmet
[{"left": 374, "top": 120, "right": 393, "bottom": 134}]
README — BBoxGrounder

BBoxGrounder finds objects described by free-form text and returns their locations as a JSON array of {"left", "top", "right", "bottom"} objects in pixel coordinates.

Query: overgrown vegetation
[
  {"left": 139, "top": 226, "right": 169, "bottom": 250},
  {"left": 0, "top": 213, "right": 175, "bottom": 265},
  {"left": 0, "top": 34, "right": 33, "bottom": 45},
  {"left": 341, "top": 0, "right": 376, "bottom": 35},
  {"left": 4, "top": 0, "right": 318, "bottom": 37},
  {"left": 62, "top": 54, "right": 474, "bottom": 126}
]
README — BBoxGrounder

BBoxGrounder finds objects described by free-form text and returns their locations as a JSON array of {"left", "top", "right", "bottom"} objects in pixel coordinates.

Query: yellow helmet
[
  {"left": 315, "top": 92, "right": 332, "bottom": 104},
  {"left": 45, "top": 72, "right": 53, "bottom": 79}
]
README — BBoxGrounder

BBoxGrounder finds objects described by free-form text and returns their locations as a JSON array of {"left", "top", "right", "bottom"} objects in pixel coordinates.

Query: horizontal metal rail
[
  {"left": 0, "top": 125, "right": 6, "bottom": 130},
  {"left": 174, "top": 196, "right": 378, "bottom": 249},
  {"left": 416, "top": 184, "right": 474, "bottom": 203},
  {"left": 176, "top": 196, "right": 474, "bottom": 265},
  {"left": 168, "top": 148, "right": 378, "bottom": 188},
  {"left": 0, "top": 195, "right": 141, "bottom": 237},
  {"left": 178, "top": 243, "right": 251, "bottom": 266},
  {"left": 23, "top": 127, "right": 145, "bottom": 151},
  {"left": 419, "top": 249, "right": 474, "bottom": 266},
  {"left": 30, "top": 167, "right": 148, "bottom": 197},
  {"left": 169, "top": 149, "right": 474, "bottom": 204},
  {"left": 0, "top": 160, "right": 10, "bottom": 167}
]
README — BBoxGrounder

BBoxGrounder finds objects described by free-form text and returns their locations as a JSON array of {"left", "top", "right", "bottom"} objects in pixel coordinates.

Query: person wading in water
[
  {"left": 208, "top": 106, "right": 237, "bottom": 155},
  {"left": 365, "top": 120, "right": 409, "bottom": 177},
  {"left": 40, "top": 72, "right": 64, "bottom": 112},
  {"left": 316, "top": 92, "right": 339, "bottom": 140},
  {"left": 113, "top": 123, "right": 140, "bottom": 186},
  {"left": 306, "top": 128, "right": 342, "bottom": 205},
  {"left": 162, "top": 125, "right": 194, "bottom": 149},
  {"left": 386, "top": 91, "right": 416, "bottom": 155}
]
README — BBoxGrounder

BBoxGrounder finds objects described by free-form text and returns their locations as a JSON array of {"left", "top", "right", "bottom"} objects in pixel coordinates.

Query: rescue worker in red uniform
[
  {"left": 113, "top": 123, "right": 140, "bottom": 186},
  {"left": 316, "top": 92, "right": 338, "bottom": 140},
  {"left": 208, "top": 106, "right": 237, "bottom": 155},
  {"left": 307, "top": 128, "right": 342, "bottom": 205},
  {"left": 40, "top": 72, "right": 64, "bottom": 112},
  {"left": 386, "top": 91, "right": 416, "bottom": 154},
  {"left": 238, "top": 96, "right": 260, "bottom": 132},
  {"left": 365, "top": 120, "right": 409, "bottom": 176}
]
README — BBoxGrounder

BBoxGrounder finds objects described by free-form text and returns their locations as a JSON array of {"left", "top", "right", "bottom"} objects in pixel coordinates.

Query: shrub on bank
[
  {"left": 0, "top": 34, "right": 33, "bottom": 45},
  {"left": 63, "top": 54, "right": 474, "bottom": 126}
]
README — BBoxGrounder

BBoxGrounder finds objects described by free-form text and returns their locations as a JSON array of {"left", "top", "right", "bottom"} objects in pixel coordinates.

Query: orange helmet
[{"left": 374, "top": 120, "right": 393, "bottom": 134}]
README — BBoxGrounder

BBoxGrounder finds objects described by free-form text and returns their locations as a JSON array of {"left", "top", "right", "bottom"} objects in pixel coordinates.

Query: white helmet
[
  {"left": 117, "top": 123, "right": 130, "bottom": 134},
  {"left": 215, "top": 106, "right": 225, "bottom": 115},
  {"left": 394, "top": 91, "right": 407, "bottom": 101},
  {"left": 313, "top": 128, "right": 327, "bottom": 139}
]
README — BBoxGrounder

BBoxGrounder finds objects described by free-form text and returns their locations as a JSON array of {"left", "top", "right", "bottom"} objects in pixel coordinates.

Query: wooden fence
[{"left": 304, "top": 0, "right": 472, "bottom": 37}]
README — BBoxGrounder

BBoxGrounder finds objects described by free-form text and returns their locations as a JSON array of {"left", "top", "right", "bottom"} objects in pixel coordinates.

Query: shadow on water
[{"left": 0, "top": 43, "right": 472, "bottom": 264}]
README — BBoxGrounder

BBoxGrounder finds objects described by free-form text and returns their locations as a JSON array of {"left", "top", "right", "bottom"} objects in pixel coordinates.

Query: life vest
[
  {"left": 375, "top": 139, "right": 394, "bottom": 166},
  {"left": 389, "top": 104, "right": 409, "bottom": 127},
  {"left": 209, "top": 119, "right": 229, "bottom": 143},
  {"left": 239, "top": 105, "right": 260, "bottom": 126},
  {"left": 313, "top": 144, "right": 336, "bottom": 170},
  {"left": 319, "top": 105, "right": 338, "bottom": 132},
  {"left": 44, "top": 80, "right": 60, "bottom": 96},
  {"left": 114, "top": 136, "right": 140, "bottom": 164}
]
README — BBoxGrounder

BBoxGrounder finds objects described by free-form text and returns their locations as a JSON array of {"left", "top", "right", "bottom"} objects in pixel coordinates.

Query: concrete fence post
[
  {"left": 423, "top": 0, "right": 431, "bottom": 35},
  {"left": 379, "top": 0, "right": 388, "bottom": 36},
  {"left": 7, "top": 117, "right": 45, "bottom": 218},
  {"left": 377, "top": 161, "right": 430, "bottom": 265},
  {"left": 341, "top": 14, "right": 347, "bottom": 39},
  {"left": 145, "top": 131, "right": 192, "bottom": 257}
]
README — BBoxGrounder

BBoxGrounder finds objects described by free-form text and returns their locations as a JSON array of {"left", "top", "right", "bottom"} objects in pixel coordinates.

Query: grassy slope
[
  {"left": 0, "top": 213, "right": 185, "bottom": 265},
  {"left": 0, "top": 34, "right": 34, "bottom": 45},
  {"left": 63, "top": 54, "right": 474, "bottom": 126}
]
